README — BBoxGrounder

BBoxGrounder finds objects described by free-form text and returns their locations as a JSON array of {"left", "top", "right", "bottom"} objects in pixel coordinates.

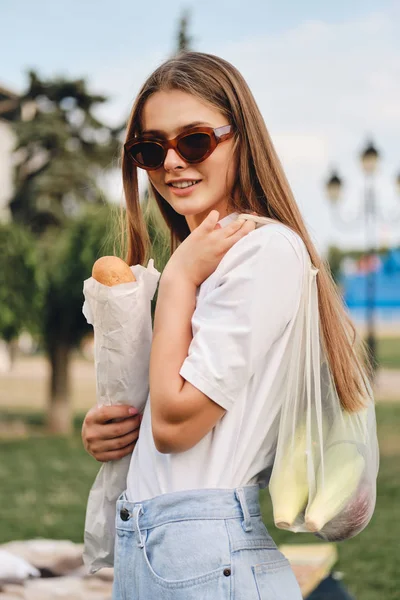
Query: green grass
[
  {"left": 0, "top": 413, "right": 98, "bottom": 543},
  {"left": 377, "top": 337, "right": 400, "bottom": 369},
  {"left": 0, "top": 405, "right": 399, "bottom": 599}
]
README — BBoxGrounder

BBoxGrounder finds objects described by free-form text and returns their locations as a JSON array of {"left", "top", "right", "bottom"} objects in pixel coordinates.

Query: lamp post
[
  {"left": 361, "top": 141, "right": 379, "bottom": 375},
  {"left": 325, "top": 140, "right": 384, "bottom": 378}
]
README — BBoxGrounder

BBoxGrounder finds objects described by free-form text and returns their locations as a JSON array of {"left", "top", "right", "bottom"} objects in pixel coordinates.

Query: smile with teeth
[{"left": 169, "top": 180, "right": 201, "bottom": 188}]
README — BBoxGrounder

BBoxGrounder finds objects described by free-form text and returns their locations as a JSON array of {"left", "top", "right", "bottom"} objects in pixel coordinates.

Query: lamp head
[
  {"left": 325, "top": 170, "right": 343, "bottom": 204},
  {"left": 361, "top": 140, "right": 379, "bottom": 174}
]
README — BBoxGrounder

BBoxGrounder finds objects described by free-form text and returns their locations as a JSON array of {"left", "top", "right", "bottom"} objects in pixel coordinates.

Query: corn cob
[{"left": 269, "top": 423, "right": 309, "bottom": 529}]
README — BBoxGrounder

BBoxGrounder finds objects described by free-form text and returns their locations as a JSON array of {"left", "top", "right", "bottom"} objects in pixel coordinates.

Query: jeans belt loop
[
  {"left": 135, "top": 505, "right": 144, "bottom": 548},
  {"left": 235, "top": 487, "right": 253, "bottom": 532}
]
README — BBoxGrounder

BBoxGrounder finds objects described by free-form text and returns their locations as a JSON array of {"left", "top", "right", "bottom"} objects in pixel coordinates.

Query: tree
[
  {"left": 0, "top": 221, "right": 42, "bottom": 350},
  {"left": 10, "top": 70, "right": 122, "bottom": 234},
  {"left": 41, "top": 204, "right": 117, "bottom": 433},
  {"left": 7, "top": 70, "right": 124, "bottom": 433},
  {"left": 176, "top": 8, "right": 193, "bottom": 53}
]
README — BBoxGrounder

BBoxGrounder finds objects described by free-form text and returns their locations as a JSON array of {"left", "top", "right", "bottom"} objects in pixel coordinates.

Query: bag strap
[
  {"left": 238, "top": 214, "right": 319, "bottom": 277},
  {"left": 237, "top": 213, "right": 279, "bottom": 228}
]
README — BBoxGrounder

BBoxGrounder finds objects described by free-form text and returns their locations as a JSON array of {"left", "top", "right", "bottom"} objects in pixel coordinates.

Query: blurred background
[{"left": 0, "top": 1, "right": 399, "bottom": 599}]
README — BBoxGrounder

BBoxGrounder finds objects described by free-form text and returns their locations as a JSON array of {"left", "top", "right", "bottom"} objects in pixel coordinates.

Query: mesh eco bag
[
  {"left": 265, "top": 226, "right": 379, "bottom": 542},
  {"left": 81, "top": 259, "right": 161, "bottom": 574}
]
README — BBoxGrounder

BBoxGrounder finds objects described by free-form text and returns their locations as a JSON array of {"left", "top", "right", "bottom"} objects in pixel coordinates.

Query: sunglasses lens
[
  {"left": 129, "top": 142, "right": 164, "bottom": 168},
  {"left": 178, "top": 133, "right": 211, "bottom": 161}
]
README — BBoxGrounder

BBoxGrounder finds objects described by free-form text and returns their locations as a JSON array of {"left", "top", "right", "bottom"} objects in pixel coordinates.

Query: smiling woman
[
  {"left": 126, "top": 90, "right": 239, "bottom": 231},
  {"left": 80, "top": 50, "right": 376, "bottom": 600}
]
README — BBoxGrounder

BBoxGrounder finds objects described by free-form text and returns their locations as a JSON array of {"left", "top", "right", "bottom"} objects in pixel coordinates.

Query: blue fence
[{"left": 340, "top": 248, "right": 400, "bottom": 323}]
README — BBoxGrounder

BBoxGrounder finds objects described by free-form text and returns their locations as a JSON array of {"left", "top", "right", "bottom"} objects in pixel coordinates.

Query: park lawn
[
  {"left": 0, "top": 403, "right": 399, "bottom": 600},
  {"left": 377, "top": 337, "right": 400, "bottom": 369}
]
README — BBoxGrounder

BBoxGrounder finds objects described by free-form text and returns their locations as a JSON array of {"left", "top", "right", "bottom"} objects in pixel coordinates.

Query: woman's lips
[{"left": 168, "top": 181, "right": 202, "bottom": 197}]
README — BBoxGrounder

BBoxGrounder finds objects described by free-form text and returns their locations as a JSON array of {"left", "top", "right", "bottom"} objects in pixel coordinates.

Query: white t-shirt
[{"left": 126, "top": 211, "right": 307, "bottom": 502}]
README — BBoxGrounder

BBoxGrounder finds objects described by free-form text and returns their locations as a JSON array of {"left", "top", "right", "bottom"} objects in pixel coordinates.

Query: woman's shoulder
[
  {"left": 217, "top": 218, "right": 307, "bottom": 278},
  {"left": 255, "top": 221, "right": 307, "bottom": 263},
  {"left": 228, "top": 218, "right": 308, "bottom": 269}
]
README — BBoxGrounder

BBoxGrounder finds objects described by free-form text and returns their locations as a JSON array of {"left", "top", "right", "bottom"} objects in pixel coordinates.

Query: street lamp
[
  {"left": 360, "top": 141, "right": 379, "bottom": 376},
  {"left": 325, "top": 140, "right": 400, "bottom": 380},
  {"left": 326, "top": 171, "right": 343, "bottom": 204},
  {"left": 360, "top": 140, "right": 379, "bottom": 174}
]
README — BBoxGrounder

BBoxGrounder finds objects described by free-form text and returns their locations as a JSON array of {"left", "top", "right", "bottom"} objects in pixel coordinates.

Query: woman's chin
[{"left": 168, "top": 196, "right": 211, "bottom": 216}]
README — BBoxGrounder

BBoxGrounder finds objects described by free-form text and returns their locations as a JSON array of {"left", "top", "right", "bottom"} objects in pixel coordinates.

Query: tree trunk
[
  {"left": 8, "top": 339, "right": 19, "bottom": 370},
  {"left": 47, "top": 340, "right": 73, "bottom": 434}
]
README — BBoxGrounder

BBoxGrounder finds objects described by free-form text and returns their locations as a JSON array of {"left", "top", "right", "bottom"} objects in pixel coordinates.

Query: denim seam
[
  {"left": 222, "top": 518, "right": 235, "bottom": 600},
  {"left": 231, "top": 539, "right": 277, "bottom": 552},
  {"left": 141, "top": 552, "right": 231, "bottom": 590},
  {"left": 252, "top": 558, "right": 291, "bottom": 574}
]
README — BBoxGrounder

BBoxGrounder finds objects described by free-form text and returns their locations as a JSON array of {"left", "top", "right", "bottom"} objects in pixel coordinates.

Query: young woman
[{"left": 82, "top": 51, "right": 371, "bottom": 599}]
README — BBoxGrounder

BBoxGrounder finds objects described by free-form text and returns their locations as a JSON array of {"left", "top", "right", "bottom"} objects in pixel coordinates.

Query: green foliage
[
  {"left": 141, "top": 193, "right": 171, "bottom": 325},
  {"left": 377, "top": 337, "right": 400, "bottom": 370},
  {"left": 326, "top": 244, "right": 397, "bottom": 282},
  {"left": 39, "top": 195, "right": 172, "bottom": 348},
  {"left": 326, "top": 246, "right": 343, "bottom": 283},
  {"left": 142, "top": 192, "right": 171, "bottom": 270},
  {"left": 9, "top": 70, "right": 123, "bottom": 235},
  {"left": 40, "top": 203, "right": 118, "bottom": 349},
  {"left": 5, "top": 68, "right": 126, "bottom": 356},
  {"left": 0, "top": 221, "right": 43, "bottom": 341}
]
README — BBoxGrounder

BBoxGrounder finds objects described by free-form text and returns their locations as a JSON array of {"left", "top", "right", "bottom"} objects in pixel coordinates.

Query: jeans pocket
[
  {"left": 141, "top": 519, "right": 231, "bottom": 590},
  {"left": 252, "top": 556, "right": 302, "bottom": 600}
]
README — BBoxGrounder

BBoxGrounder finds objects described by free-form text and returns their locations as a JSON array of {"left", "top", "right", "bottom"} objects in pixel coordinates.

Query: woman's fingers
[
  {"left": 101, "top": 414, "right": 141, "bottom": 440},
  {"left": 81, "top": 403, "right": 143, "bottom": 461},
  {"left": 219, "top": 217, "right": 244, "bottom": 236},
  {"left": 222, "top": 218, "right": 256, "bottom": 248},
  {"left": 91, "top": 425, "right": 141, "bottom": 457},
  {"left": 94, "top": 404, "right": 139, "bottom": 425},
  {"left": 95, "top": 440, "right": 139, "bottom": 463},
  {"left": 220, "top": 213, "right": 258, "bottom": 238}
]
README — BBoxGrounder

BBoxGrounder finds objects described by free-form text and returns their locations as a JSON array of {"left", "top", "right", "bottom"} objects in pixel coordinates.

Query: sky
[{"left": 1, "top": 0, "right": 400, "bottom": 254}]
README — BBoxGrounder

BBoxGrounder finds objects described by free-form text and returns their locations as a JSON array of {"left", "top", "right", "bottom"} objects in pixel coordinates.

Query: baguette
[{"left": 92, "top": 256, "right": 136, "bottom": 286}]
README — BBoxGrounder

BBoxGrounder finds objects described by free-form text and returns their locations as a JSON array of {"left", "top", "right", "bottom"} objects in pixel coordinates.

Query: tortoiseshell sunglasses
[{"left": 124, "top": 125, "right": 234, "bottom": 171}]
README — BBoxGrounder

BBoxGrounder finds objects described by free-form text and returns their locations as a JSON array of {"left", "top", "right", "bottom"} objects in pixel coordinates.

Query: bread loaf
[{"left": 92, "top": 256, "right": 136, "bottom": 286}]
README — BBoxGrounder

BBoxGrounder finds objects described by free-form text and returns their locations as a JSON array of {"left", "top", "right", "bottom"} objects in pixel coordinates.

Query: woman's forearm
[{"left": 149, "top": 268, "right": 197, "bottom": 425}]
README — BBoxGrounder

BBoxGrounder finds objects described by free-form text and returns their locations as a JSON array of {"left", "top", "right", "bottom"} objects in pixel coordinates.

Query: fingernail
[{"left": 129, "top": 407, "right": 138, "bottom": 415}]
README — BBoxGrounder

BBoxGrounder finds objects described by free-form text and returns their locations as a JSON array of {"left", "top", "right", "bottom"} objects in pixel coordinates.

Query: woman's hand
[
  {"left": 164, "top": 210, "right": 257, "bottom": 287},
  {"left": 81, "top": 404, "right": 143, "bottom": 462}
]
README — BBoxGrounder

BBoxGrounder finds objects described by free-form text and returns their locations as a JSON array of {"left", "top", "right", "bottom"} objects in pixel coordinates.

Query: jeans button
[
  {"left": 120, "top": 508, "right": 131, "bottom": 521},
  {"left": 223, "top": 568, "right": 231, "bottom": 576}
]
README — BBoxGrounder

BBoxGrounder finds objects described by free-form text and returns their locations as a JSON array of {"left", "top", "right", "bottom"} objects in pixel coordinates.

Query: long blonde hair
[{"left": 120, "top": 51, "right": 371, "bottom": 412}]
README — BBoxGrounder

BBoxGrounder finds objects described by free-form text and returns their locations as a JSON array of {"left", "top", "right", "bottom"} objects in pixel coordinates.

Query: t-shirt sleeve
[{"left": 179, "top": 228, "right": 304, "bottom": 411}]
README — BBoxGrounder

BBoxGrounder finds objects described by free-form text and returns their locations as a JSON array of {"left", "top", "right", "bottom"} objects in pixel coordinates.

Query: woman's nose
[{"left": 163, "top": 148, "right": 187, "bottom": 171}]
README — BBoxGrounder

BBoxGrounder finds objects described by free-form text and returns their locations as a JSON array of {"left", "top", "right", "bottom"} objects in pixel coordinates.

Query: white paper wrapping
[{"left": 82, "top": 258, "right": 161, "bottom": 574}]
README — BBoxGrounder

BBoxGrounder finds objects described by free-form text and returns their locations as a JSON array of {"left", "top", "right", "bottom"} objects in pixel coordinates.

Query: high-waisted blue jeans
[{"left": 112, "top": 483, "right": 302, "bottom": 599}]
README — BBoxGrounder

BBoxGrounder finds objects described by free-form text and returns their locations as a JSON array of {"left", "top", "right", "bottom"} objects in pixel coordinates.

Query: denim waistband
[{"left": 116, "top": 484, "right": 262, "bottom": 532}]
